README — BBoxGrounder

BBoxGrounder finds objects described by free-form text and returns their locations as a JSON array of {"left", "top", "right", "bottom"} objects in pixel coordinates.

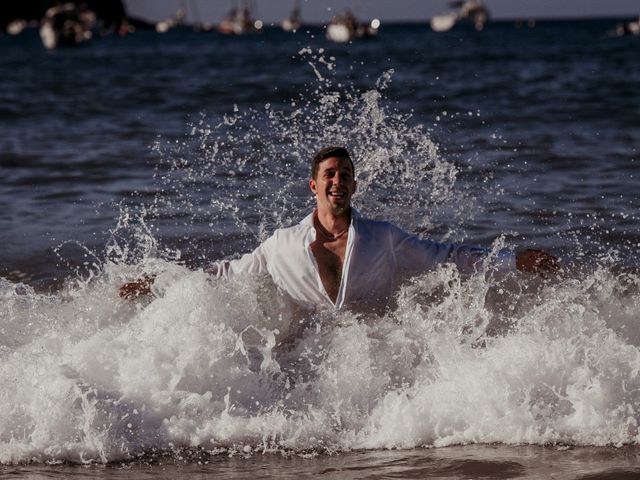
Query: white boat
[
  {"left": 615, "top": 16, "right": 640, "bottom": 36},
  {"left": 430, "top": 0, "right": 489, "bottom": 32},
  {"left": 281, "top": 0, "right": 302, "bottom": 32},
  {"left": 218, "top": 0, "right": 262, "bottom": 35},
  {"left": 430, "top": 12, "right": 457, "bottom": 32},
  {"left": 326, "top": 10, "right": 378, "bottom": 43},
  {"left": 326, "top": 22, "right": 350, "bottom": 43}
]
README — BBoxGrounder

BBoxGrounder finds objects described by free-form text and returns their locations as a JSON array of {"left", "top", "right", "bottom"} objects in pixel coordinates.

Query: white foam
[{"left": 1, "top": 258, "right": 639, "bottom": 463}]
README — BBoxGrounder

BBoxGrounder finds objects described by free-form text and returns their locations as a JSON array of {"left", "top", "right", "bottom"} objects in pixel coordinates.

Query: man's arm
[
  {"left": 203, "top": 241, "right": 270, "bottom": 279},
  {"left": 391, "top": 225, "right": 558, "bottom": 276},
  {"left": 119, "top": 239, "right": 273, "bottom": 299}
]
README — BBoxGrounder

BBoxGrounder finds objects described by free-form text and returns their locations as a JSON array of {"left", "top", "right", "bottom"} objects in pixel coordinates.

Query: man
[{"left": 120, "top": 146, "right": 558, "bottom": 310}]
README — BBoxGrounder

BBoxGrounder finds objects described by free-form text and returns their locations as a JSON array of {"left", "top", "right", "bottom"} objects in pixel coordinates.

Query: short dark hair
[{"left": 311, "top": 146, "right": 354, "bottom": 179}]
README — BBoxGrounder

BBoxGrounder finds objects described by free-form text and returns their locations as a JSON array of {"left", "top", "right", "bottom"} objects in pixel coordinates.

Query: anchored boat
[{"left": 430, "top": 0, "right": 489, "bottom": 32}]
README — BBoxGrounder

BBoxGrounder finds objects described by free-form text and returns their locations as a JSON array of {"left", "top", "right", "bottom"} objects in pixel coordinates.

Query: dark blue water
[
  {"left": 2, "top": 19, "right": 640, "bottom": 474},
  {"left": 2, "top": 19, "right": 638, "bottom": 287}
]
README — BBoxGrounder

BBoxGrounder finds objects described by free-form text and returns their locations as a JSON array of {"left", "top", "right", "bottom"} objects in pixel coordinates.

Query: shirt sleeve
[
  {"left": 390, "top": 225, "right": 515, "bottom": 274},
  {"left": 203, "top": 239, "right": 271, "bottom": 280}
]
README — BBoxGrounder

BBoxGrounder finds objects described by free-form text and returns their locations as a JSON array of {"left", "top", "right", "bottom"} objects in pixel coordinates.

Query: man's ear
[
  {"left": 353, "top": 180, "right": 357, "bottom": 193},
  {"left": 309, "top": 178, "right": 317, "bottom": 195}
]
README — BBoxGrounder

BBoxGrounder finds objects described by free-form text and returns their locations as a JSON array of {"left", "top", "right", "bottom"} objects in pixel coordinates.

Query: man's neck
[{"left": 315, "top": 208, "right": 351, "bottom": 237}]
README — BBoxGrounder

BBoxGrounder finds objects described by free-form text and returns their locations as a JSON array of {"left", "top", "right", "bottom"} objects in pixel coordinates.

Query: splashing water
[
  {"left": 139, "top": 47, "right": 467, "bottom": 267},
  {"left": 1, "top": 50, "right": 640, "bottom": 465}
]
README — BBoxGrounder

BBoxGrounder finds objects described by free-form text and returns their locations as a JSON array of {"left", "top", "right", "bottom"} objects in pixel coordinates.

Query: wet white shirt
[{"left": 206, "top": 209, "right": 515, "bottom": 311}]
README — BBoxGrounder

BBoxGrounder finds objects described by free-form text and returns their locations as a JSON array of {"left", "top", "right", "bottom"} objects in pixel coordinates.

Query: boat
[
  {"left": 218, "top": 0, "right": 262, "bottom": 35},
  {"left": 281, "top": 0, "right": 302, "bottom": 32},
  {"left": 430, "top": 0, "right": 489, "bottom": 32},
  {"left": 615, "top": 16, "right": 640, "bottom": 36},
  {"left": 325, "top": 10, "right": 379, "bottom": 43},
  {"left": 39, "top": 2, "right": 96, "bottom": 49},
  {"left": 430, "top": 12, "right": 457, "bottom": 33},
  {"left": 155, "top": 4, "right": 186, "bottom": 34},
  {"left": 3, "top": 1, "right": 148, "bottom": 39}
]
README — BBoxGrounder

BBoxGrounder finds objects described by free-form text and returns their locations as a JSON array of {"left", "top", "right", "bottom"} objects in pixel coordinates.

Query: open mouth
[{"left": 328, "top": 191, "right": 346, "bottom": 199}]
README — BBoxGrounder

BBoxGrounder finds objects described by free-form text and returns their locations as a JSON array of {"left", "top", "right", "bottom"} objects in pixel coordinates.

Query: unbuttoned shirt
[{"left": 206, "top": 209, "right": 515, "bottom": 311}]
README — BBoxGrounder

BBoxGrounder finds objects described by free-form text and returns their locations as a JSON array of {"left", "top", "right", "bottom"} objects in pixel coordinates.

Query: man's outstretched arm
[
  {"left": 390, "top": 224, "right": 559, "bottom": 277},
  {"left": 119, "top": 239, "right": 273, "bottom": 299}
]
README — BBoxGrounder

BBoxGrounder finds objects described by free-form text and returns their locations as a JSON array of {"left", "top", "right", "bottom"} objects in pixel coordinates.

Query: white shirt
[{"left": 206, "top": 209, "right": 515, "bottom": 311}]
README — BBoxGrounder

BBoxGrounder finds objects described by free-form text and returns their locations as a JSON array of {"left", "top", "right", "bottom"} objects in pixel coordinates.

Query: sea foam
[{"left": 1, "top": 259, "right": 639, "bottom": 464}]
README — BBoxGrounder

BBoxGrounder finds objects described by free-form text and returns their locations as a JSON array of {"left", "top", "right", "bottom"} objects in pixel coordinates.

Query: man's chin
[{"left": 329, "top": 203, "right": 350, "bottom": 215}]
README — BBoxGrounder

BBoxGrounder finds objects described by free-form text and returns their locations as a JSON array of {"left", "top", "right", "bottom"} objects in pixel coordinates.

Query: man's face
[{"left": 309, "top": 156, "right": 356, "bottom": 216}]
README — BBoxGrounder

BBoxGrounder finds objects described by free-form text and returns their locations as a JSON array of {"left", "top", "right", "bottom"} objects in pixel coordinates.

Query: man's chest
[
  {"left": 310, "top": 237, "right": 348, "bottom": 301},
  {"left": 311, "top": 238, "right": 347, "bottom": 275}
]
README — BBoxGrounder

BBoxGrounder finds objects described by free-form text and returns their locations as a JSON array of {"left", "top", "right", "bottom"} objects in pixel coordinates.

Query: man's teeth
[{"left": 329, "top": 191, "right": 344, "bottom": 197}]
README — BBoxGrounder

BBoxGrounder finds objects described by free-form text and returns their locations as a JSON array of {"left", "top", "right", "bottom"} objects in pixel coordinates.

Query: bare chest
[{"left": 310, "top": 237, "right": 348, "bottom": 303}]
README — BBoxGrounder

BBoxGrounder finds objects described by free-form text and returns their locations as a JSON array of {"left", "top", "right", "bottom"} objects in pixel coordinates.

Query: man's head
[
  {"left": 310, "top": 146, "right": 355, "bottom": 180},
  {"left": 309, "top": 146, "right": 357, "bottom": 217}
]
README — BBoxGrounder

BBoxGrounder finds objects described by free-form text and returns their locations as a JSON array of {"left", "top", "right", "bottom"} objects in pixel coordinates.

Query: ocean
[{"left": 1, "top": 18, "right": 640, "bottom": 478}]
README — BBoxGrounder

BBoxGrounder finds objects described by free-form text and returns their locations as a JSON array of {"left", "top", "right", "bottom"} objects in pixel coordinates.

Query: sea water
[{"left": 1, "top": 19, "right": 640, "bottom": 478}]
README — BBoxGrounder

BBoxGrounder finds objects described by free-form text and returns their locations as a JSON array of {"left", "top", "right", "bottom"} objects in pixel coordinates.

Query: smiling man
[
  {"left": 120, "top": 146, "right": 557, "bottom": 310},
  {"left": 308, "top": 149, "right": 356, "bottom": 303}
]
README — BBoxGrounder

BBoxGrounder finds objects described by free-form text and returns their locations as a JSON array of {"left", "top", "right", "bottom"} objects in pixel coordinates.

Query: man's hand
[
  {"left": 119, "top": 276, "right": 155, "bottom": 299},
  {"left": 516, "top": 249, "right": 559, "bottom": 277}
]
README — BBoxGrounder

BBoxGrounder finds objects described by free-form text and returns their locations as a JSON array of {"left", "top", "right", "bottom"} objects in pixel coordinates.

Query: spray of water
[{"left": 137, "top": 47, "right": 468, "bottom": 266}]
